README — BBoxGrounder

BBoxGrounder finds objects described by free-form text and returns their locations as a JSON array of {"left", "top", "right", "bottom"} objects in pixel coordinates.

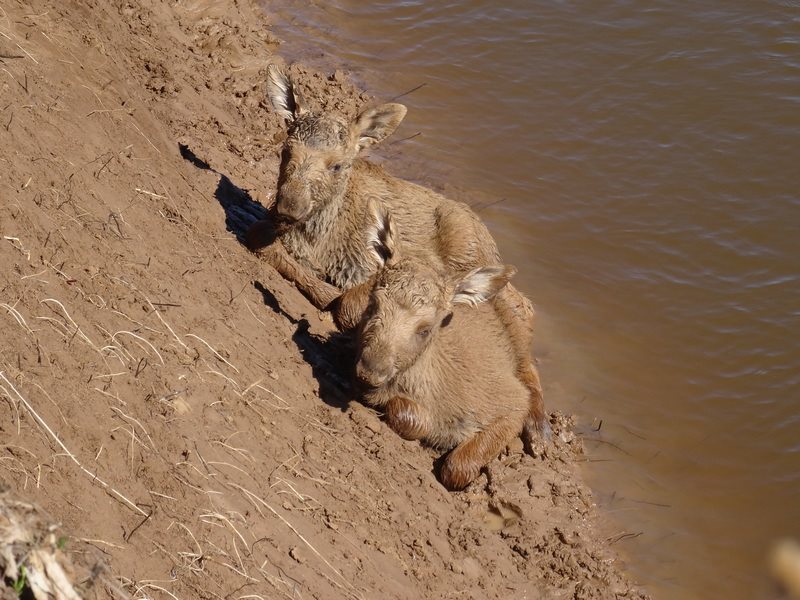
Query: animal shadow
[
  {"left": 178, "top": 143, "right": 268, "bottom": 244},
  {"left": 178, "top": 144, "right": 354, "bottom": 410},
  {"left": 254, "top": 281, "right": 356, "bottom": 411}
]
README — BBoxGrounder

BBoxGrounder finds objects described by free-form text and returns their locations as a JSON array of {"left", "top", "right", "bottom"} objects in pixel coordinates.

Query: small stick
[
  {"left": 185, "top": 333, "right": 239, "bottom": 373},
  {"left": 148, "top": 490, "right": 177, "bottom": 501},
  {"left": 77, "top": 537, "right": 125, "bottom": 550},
  {"left": 14, "top": 42, "right": 38, "bottom": 64},
  {"left": 123, "top": 509, "right": 152, "bottom": 542},
  {"left": 128, "top": 120, "right": 161, "bottom": 154},
  {"left": 389, "top": 82, "right": 427, "bottom": 102},
  {"left": 134, "top": 357, "right": 147, "bottom": 377},
  {"left": 134, "top": 187, "right": 167, "bottom": 199}
]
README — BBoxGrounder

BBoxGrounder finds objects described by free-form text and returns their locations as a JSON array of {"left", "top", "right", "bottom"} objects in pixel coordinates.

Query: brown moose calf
[{"left": 352, "top": 210, "right": 531, "bottom": 490}]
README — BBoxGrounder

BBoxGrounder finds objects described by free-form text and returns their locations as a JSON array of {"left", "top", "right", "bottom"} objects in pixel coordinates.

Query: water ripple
[{"left": 267, "top": 1, "right": 800, "bottom": 597}]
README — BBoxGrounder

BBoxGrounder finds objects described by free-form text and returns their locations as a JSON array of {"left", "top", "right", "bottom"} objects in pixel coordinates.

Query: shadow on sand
[
  {"left": 253, "top": 281, "right": 355, "bottom": 411},
  {"left": 178, "top": 143, "right": 268, "bottom": 244},
  {"left": 179, "top": 142, "right": 356, "bottom": 410}
]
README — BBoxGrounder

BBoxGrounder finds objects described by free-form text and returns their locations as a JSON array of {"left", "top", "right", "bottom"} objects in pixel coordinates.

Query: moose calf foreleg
[
  {"left": 247, "top": 219, "right": 342, "bottom": 310},
  {"left": 259, "top": 241, "right": 342, "bottom": 311},
  {"left": 385, "top": 396, "right": 431, "bottom": 441},
  {"left": 440, "top": 414, "right": 525, "bottom": 491}
]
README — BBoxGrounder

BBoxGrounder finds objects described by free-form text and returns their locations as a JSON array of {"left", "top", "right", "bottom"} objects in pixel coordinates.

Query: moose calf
[{"left": 351, "top": 209, "right": 533, "bottom": 490}]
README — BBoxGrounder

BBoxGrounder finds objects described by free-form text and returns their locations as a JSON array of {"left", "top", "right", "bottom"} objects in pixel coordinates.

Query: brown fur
[
  {"left": 250, "top": 65, "right": 548, "bottom": 439},
  {"left": 354, "top": 226, "right": 530, "bottom": 490}
]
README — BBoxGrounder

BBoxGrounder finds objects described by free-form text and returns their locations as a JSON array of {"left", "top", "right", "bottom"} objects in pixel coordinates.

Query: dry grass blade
[
  {"left": 40, "top": 298, "right": 88, "bottom": 337},
  {"left": 185, "top": 333, "right": 240, "bottom": 373},
  {"left": 110, "top": 406, "right": 157, "bottom": 451},
  {"left": 1, "top": 301, "right": 34, "bottom": 334},
  {"left": 0, "top": 371, "right": 148, "bottom": 517},
  {"left": 113, "top": 330, "right": 165, "bottom": 364},
  {"left": 228, "top": 483, "right": 358, "bottom": 597}
]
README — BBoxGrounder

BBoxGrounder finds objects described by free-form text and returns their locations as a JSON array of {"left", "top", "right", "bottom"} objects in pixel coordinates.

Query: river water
[{"left": 262, "top": 1, "right": 800, "bottom": 598}]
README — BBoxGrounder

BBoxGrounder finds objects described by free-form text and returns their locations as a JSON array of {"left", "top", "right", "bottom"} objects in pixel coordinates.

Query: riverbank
[{"left": 0, "top": 0, "right": 646, "bottom": 597}]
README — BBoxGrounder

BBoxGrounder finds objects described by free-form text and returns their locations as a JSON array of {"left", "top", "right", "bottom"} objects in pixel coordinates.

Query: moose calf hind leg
[
  {"left": 518, "top": 361, "right": 551, "bottom": 452},
  {"left": 494, "top": 286, "right": 550, "bottom": 445}
]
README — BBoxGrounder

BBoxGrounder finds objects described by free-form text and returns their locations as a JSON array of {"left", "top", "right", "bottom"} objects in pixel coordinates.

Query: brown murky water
[{"left": 263, "top": 1, "right": 800, "bottom": 598}]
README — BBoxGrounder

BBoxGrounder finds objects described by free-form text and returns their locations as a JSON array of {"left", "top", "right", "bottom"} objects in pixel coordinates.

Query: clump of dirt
[{"left": 0, "top": 0, "right": 648, "bottom": 598}]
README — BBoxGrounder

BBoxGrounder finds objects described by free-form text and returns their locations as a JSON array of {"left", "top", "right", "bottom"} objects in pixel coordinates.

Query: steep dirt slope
[{"left": 0, "top": 1, "right": 647, "bottom": 598}]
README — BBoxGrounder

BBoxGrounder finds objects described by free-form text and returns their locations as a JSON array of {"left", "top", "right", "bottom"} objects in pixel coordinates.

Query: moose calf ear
[
  {"left": 366, "top": 201, "right": 397, "bottom": 266},
  {"left": 452, "top": 265, "right": 517, "bottom": 306},
  {"left": 266, "top": 64, "right": 306, "bottom": 123},
  {"left": 353, "top": 103, "right": 407, "bottom": 151}
]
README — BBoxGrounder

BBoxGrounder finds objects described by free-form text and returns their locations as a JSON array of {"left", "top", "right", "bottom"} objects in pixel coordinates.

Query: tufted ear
[
  {"left": 366, "top": 201, "right": 397, "bottom": 267},
  {"left": 352, "top": 103, "right": 407, "bottom": 151},
  {"left": 451, "top": 265, "right": 516, "bottom": 306},
  {"left": 266, "top": 64, "right": 307, "bottom": 123}
]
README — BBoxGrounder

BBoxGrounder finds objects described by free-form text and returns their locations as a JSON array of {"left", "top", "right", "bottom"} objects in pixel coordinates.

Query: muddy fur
[
  {"left": 249, "top": 65, "right": 548, "bottom": 439},
  {"left": 353, "top": 218, "right": 530, "bottom": 489}
]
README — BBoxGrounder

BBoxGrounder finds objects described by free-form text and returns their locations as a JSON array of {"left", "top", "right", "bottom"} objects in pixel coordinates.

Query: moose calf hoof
[
  {"left": 245, "top": 220, "right": 278, "bottom": 251},
  {"left": 440, "top": 454, "right": 482, "bottom": 491},
  {"left": 330, "top": 296, "right": 362, "bottom": 332},
  {"left": 522, "top": 416, "right": 552, "bottom": 457}
]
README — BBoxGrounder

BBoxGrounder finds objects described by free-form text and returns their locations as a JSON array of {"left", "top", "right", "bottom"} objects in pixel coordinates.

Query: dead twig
[{"left": 389, "top": 82, "right": 427, "bottom": 102}]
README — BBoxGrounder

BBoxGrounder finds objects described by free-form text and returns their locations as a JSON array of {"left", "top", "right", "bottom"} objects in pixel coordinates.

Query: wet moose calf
[{"left": 353, "top": 210, "right": 531, "bottom": 490}]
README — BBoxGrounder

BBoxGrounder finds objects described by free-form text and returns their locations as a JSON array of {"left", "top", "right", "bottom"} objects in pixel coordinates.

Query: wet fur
[
  {"left": 357, "top": 259, "right": 529, "bottom": 490},
  {"left": 249, "top": 65, "right": 548, "bottom": 440}
]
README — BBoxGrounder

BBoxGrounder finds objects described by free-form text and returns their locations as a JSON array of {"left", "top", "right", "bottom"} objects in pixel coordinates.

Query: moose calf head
[
  {"left": 266, "top": 65, "right": 407, "bottom": 224},
  {"left": 355, "top": 207, "right": 517, "bottom": 388}
]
